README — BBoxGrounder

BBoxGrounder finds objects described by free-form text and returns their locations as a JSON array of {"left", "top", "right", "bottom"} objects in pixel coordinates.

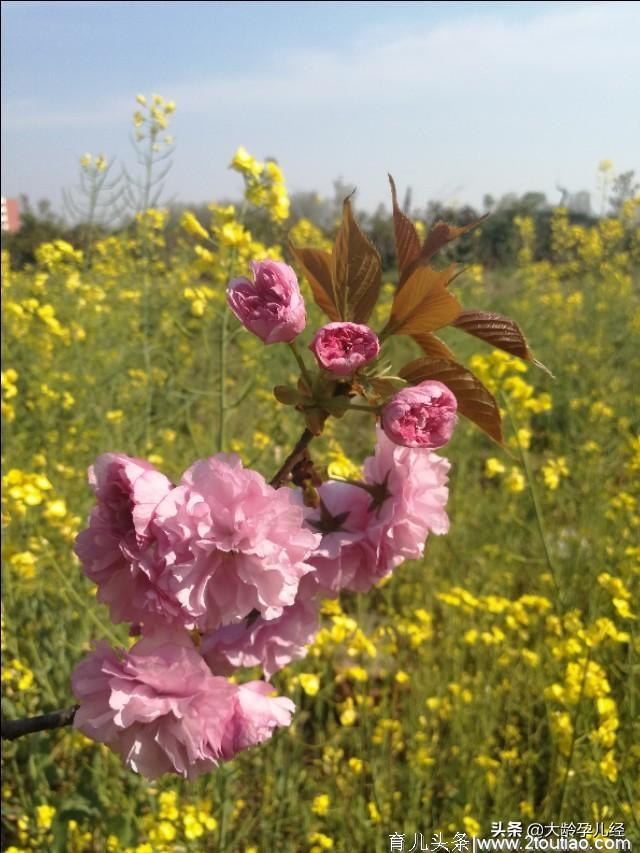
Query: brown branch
[
  {"left": 2, "top": 706, "right": 78, "bottom": 741},
  {"left": 269, "top": 428, "right": 315, "bottom": 489}
]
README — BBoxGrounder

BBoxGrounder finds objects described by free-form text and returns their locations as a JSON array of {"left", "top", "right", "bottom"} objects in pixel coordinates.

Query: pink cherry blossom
[
  {"left": 309, "top": 322, "right": 380, "bottom": 375},
  {"left": 304, "top": 481, "right": 381, "bottom": 595},
  {"left": 152, "top": 454, "right": 321, "bottom": 631},
  {"left": 74, "top": 453, "right": 185, "bottom": 630},
  {"left": 302, "top": 429, "right": 450, "bottom": 594},
  {"left": 381, "top": 380, "right": 457, "bottom": 448},
  {"left": 201, "top": 598, "right": 320, "bottom": 679},
  {"left": 227, "top": 260, "right": 306, "bottom": 344},
  {"left": 221, "top": 681, "right": 296, "bottom": 759},
  {"left": 364, "top": 427, "right": 450, "bottom": 570},
  {"left": 72, "top": 631, "right": 294, "bottom": 779}
]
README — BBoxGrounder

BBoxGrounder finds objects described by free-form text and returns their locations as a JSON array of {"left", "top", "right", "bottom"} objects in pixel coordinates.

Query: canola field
[{"left": 1, "top": 145, "right": 639, "bottom": 852}]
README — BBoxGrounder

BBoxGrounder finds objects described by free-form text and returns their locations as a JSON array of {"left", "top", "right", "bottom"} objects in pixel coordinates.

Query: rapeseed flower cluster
[{"left": 230, "top": 146, "right": 290, "bottom": 222}]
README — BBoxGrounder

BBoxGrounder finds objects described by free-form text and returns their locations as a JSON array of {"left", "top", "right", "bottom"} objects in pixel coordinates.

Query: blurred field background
[{"left": 1, "top": 84, "right": 639, "bottom": 852}]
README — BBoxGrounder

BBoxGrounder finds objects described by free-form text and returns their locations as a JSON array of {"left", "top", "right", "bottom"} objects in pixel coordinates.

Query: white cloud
[
  {"left": 172, "top": 3, "right": 640, "bottom": 107},
  {"left": 4, "top": 2, "right": 639, "bottom": 129}
]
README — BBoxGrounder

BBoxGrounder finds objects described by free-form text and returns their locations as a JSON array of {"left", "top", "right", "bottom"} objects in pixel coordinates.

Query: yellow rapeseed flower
[
  {"left": 158, "top": 791, "right": 178, "bottom": 821},
  {"left": 463, "top": 816, "right": 481, "bottom": 837},
  {"left": 485, "top": 457, "right": 505, "bottom": 478},
  {"left": 367, "top": 802, "right": 381, "bottom": 825},
  {"left": 599, "top": 750, "right": 618, "bottom": 782},
  {"left": 311, "top": 794, "right": 330, "bottom": 816},
  {"left": 541, "top": 456, "right": 569, "bottom": 490},
  {"left": 230, "top": 147, "right": 263, "bottom": 179},
  {"left": 35, "top": 805, "right": 56, "bottom": 830},
  {"left": 181, "top": 211, "right": 209, "bottom": 241},
  {"left": 612, "top": 598, "right": 635, "bottom": 619},
  {"left": 299, "top": 673, "right": 320, "bottom": 696},
  {"left": 348, "top": 757, "right": 363, "bottom": 774},
  {"left": 44, "top": 499, "right": 67, "bottom": 520},
  {"left": 504, "top": 467, "right": 525, "bottom": 493},
  {"left": 10, "top": 552, "right": 37, "bottom": 580},
  {"left": 308, "top": 832, "right": 334, "bottom": 851}
]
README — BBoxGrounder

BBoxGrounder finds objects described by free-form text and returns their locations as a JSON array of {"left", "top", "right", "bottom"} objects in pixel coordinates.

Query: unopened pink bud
[
  {"left": 381, "top": 380, "right": 457, "bottom": 449},
  {"left": 309, "top": 322, "right": 379, "bottom": 376},
  {"left": 227, "top": 260, "right": 306, "bottom": 344}
]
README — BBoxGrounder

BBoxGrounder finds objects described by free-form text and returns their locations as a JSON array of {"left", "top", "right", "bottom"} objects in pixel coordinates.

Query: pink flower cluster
[
  {"left": 72, "top": 259, "right": 457, "bottom": 780},
  {"left": 73, "top": 430, "right": 450, "bottom": 778},
  {"left": 75, "top": 453, "right": 319, "bottom": 632},
  {"left": 72, "top": 451, "right": 318, "bottom": 778},
  {"left": 200, "top": 429, "right": 450, "bottom": 673}
]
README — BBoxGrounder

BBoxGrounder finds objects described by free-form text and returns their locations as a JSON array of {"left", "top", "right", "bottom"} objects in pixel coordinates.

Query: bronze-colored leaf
[
  {"left": 332, "top": 197, "right": 382, "bottom": 323},
  {"left": 289, "top": 243, "right": 339, "bottom": 321},
  {"left": 398, "top": 215, "right": 488, "bottom": 288},
  {"left": 399, "top": 356, "right": 503, "bottom": 444},
  {"left": 452, "top": 309, "right": 552, "bottom": 375},
  {"left": 407, "top": 331, "right": 457, "bottom": 361},
  {"left": 383, "top": 264, "right": 461, "bottom": 339},
  {"left": 421, "top": 217, "right": 487, "bottom": 263},
  {"left": 388, "top": 174, "right": 421, "bottom": 277}
]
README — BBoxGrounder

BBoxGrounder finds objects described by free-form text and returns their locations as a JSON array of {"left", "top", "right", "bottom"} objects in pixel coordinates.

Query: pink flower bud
[
  {"left": 227, "top": 260, "right": 306, "bottom": 344},
  {"left": 309, "top": 322, "right": 380, "bottom": 376},
  {"left": 381, "top": 380, "right": 457, "bottom": 449}
]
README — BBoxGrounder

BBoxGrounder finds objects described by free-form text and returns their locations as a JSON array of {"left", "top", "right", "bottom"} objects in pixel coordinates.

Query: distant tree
[
  {"left": 609, "top": 170, "right": 639, "bottom": 215},
  {"left": 520, "top": 192, "right": 549, "bottom": 212},
  {"left": 401, "top": 185, "right": 412, "bottom": 215},
  {"left": 568, "top": 191, "right": 591, "bottom": 216},
  {"left": 361, "top": 203, "right": 395, "bottom": 270},
  {"left": 482, "top": 194, "right": 496, "bottom": 213},
  {"left": 289, "top": 191, "right": 336, "bottom": 231},
  {"left": 496, "top": 192, "right": 519, "bottom": 211},
  {"left": 2, "top": 196, "right": 69, "bottom": 267},
  {"left": 555, "top": 184, "right": 570, "bottom": 207}
]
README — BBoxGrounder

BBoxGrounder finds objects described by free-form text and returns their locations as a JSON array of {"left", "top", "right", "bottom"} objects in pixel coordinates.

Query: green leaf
[
  {"left": 305, "top": 407, "right": 328, "bottom": 435},
  {"left": 332, "top": 196, "right": 382, "bottom": 322},
  {"left": 273, "top": 385, "right": 307, "bottom": 406},
  {"left": 321, "top": 396, "right": 352, "bottom": 418},
  {"left": 367, "top": 376, "right": 408, "bottom": 398},
  {"left": 399, "top": 356, "right": 503, "bottom": 444}
]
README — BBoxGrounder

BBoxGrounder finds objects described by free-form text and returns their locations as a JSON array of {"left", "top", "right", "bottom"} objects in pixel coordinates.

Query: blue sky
[{"left": 2, "top": 0, "right": 639, "bottom": 212}]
